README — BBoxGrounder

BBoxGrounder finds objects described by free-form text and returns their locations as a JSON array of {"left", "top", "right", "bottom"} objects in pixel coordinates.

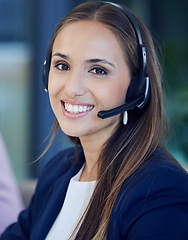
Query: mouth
[{"left": 62, "top": 101, "right": 94, "bottom": 114}]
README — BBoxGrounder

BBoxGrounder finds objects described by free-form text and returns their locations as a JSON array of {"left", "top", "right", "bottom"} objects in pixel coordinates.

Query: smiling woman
[
  {"left": 48, "top": 20, "right": 130, "bottom": 140},
  {"left": 1, "top": 1, "right": 188, "bottom": 240}
]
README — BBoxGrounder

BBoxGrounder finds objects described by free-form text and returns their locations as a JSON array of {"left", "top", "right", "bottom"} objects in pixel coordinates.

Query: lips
[{"left": 62, "top": 100, "right": 94, "bottom": 115}]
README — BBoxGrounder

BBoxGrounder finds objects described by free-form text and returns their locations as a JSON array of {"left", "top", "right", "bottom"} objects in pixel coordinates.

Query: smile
[{"left": 64, "top": 102, "right": 94, "bottom": 114}]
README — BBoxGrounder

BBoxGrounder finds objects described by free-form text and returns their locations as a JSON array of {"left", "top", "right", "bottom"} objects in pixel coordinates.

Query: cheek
[
  {"left": 48, "top": 92, "right": 57, "bottom": 116},
  {"left": 97, "top": 81, "right": 129, "bottom": 108},
  {"left": 113, "top": 76, "right": 131, "bottom": 105},
  {"left": 48, "top": 74, "right": 56, "bottom": 95},
  {"left": 48, "top": 76, "right": 60, "bottom": 113},
  {"left": 112, "top": 85, "right": 127, "bottom": 103},
  {"left": 48, "top": 72, "right": 62, "bottom": 101}
]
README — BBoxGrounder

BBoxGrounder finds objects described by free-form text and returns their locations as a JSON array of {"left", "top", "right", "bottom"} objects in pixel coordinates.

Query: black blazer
[{"left": 1, "top": 147, "right": 188, "bottom": 239}]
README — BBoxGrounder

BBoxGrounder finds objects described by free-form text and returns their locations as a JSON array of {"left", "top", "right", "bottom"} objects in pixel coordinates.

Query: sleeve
[
  {"left": 127, "top": 201, "right": 188, "bottom": 240},
  {"left": 0, "top": 154, "right": 54, "bottom": 239},
  {"left": 119, "top": 164, "right": 188, "bottom": 240},
  {"left": 0, "top": 196, "right": 35, "bottom": 239},
  {"left": 0, "top": 134, "right": 24, "bottom": 236}
]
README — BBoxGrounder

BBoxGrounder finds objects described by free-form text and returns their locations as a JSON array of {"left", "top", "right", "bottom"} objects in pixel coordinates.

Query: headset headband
[{"left": 102, "top": 1, "right": 147, "bottom": 97}]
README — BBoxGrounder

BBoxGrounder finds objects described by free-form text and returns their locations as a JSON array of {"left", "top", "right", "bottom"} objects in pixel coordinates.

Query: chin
[{"left": 58, "top": 124, "right": 85, "bottom": 138}]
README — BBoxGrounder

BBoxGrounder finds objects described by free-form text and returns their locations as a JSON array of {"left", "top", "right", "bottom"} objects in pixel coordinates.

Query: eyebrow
[
  {"left": 52, "top": 53, "right": 69, "bottom": 59},
  {"left": 86, "top": 59, "right": 115, "bottom": 68},
  {"left": 52, "top": 53, "right": 115, "bottom": 68}
]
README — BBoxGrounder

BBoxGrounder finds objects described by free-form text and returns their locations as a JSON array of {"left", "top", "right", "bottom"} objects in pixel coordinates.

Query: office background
[{"left": 0, "top": 0, "right": 188, "bottom": 182}]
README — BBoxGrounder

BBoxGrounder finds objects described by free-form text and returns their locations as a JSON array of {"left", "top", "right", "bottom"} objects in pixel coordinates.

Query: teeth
[
  {"left": 78, "top": 106, "right": 83, "bottom": 112},
  {"left": 64, "top": 103, "right": 93, "bottom": 114},
  {"left": 73, "top": 105, "right": 78, "bottom": 113}
]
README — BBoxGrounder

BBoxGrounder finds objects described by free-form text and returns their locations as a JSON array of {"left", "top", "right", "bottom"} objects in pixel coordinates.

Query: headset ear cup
[
  {"left": 126, "top": 73, "right": 139, "bottom": 102},
  {"left": 126, "top": 74, "right": 150, "bottom": 109},
  {"left": 43, "top": 61, "right": 49, "bottom": 91},
  {"left": 137, "top": 76, "right": 150, "bottom": 109},
  {"left": 42, "top": 48, "right": 52, "bottom": 92}
]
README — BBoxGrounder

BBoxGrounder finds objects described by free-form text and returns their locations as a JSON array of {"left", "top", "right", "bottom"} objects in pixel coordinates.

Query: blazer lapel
[{"left": 30, "top": 163, "right": 82, "bottom": 240}]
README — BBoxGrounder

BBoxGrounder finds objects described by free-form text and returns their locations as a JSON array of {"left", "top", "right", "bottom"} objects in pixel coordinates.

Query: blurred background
[{"left": 0, "top": 0, "right": 188, "bottom": 184}]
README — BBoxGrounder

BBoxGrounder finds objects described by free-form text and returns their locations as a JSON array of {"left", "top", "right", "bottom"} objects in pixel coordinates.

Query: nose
[{"left": 64, "top": 69, "right": 87, "bottom": 98}]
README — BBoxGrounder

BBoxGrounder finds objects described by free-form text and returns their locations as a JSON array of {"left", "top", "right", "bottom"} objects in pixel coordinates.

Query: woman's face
[{"left": 48, "top": 20, "right": 131, "bottom": 141}]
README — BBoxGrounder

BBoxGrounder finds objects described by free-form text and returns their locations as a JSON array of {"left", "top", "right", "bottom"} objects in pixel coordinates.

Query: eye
[
  {"left": 89, "top": 67, "right": 107, "bottom": 75},
  {"left": 54, "top": 62, "right": 70, "bottom": 71}
]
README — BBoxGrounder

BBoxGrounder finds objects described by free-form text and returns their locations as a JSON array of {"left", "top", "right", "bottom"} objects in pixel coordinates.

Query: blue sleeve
[
  {"left": 124, "top": 165, "right": 188, "bottom": 240},
  {"left": 128, "top": 203, "right": 188, "bottom": 240},
  {"left": 107, "top": 161, "right": 188, "bottom": 240}
]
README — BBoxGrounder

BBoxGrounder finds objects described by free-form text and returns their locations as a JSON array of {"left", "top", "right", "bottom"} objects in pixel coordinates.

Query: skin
[{"left": 48, "top": 20, "right": 131, "bottom": 181}]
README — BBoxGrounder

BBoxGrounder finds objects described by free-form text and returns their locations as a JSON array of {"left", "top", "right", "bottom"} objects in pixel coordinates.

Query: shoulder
[
  {"left": 135, "top": 146, "right": 188, "bottom": 192},
  {"left": 121, "top": 147, "right": 188, "bottom": 211},
  {"left": 139, "top": 147, "right": 188, "bottom": 198},
  {"left": 37, "top": 146, "right": 84, "bottom": 191},
  {"left": 28, "top": 146, "right": 85, "bottom": 214},
  {"left": 109, "top": 147, "right": 188, "bottom": 239},
  {"left": 41, "top": 146, "right": 82, "bottom": 173}
]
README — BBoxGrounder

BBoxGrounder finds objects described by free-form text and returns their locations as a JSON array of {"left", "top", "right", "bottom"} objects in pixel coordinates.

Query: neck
[
  {"left": 79, "top": 137, "right": 102, "bottom": 181},
  {"left": 79, "top": 128, "right": 114, "bottom": 181}
]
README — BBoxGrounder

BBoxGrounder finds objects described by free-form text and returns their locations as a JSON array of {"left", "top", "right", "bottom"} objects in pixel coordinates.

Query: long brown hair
[{"left": 46, "top": 1, "right": 164, "bottom": 239}]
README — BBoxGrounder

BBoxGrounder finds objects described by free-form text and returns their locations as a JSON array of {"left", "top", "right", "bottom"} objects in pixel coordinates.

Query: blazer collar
[{"left": 31, "top": 148, "right": 85, "bottom": 240}]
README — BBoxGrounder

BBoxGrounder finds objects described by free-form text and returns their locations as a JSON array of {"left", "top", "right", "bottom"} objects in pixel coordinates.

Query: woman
[{"left": 1, "top": 1, "right": 188, "bottom": 239}]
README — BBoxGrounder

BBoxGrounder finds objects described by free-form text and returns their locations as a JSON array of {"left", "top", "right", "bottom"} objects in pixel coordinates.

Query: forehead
[{"left": 52, "top": 20, "right": 125, "bottom": 61}]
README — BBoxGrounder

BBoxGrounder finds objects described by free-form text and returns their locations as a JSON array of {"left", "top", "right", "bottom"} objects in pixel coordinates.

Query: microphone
[{"left": 97, "top": 96, "right": 144, "bottom": 119}]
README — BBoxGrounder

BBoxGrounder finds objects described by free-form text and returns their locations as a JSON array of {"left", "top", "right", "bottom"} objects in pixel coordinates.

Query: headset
[{"left": 42, "top": 1, "right": 150, "bottom": 120}]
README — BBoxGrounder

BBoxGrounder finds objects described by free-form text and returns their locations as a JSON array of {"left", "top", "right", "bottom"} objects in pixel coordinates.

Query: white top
[{"left": 45, "top": 166, "right": 97, "bottom": 240}]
